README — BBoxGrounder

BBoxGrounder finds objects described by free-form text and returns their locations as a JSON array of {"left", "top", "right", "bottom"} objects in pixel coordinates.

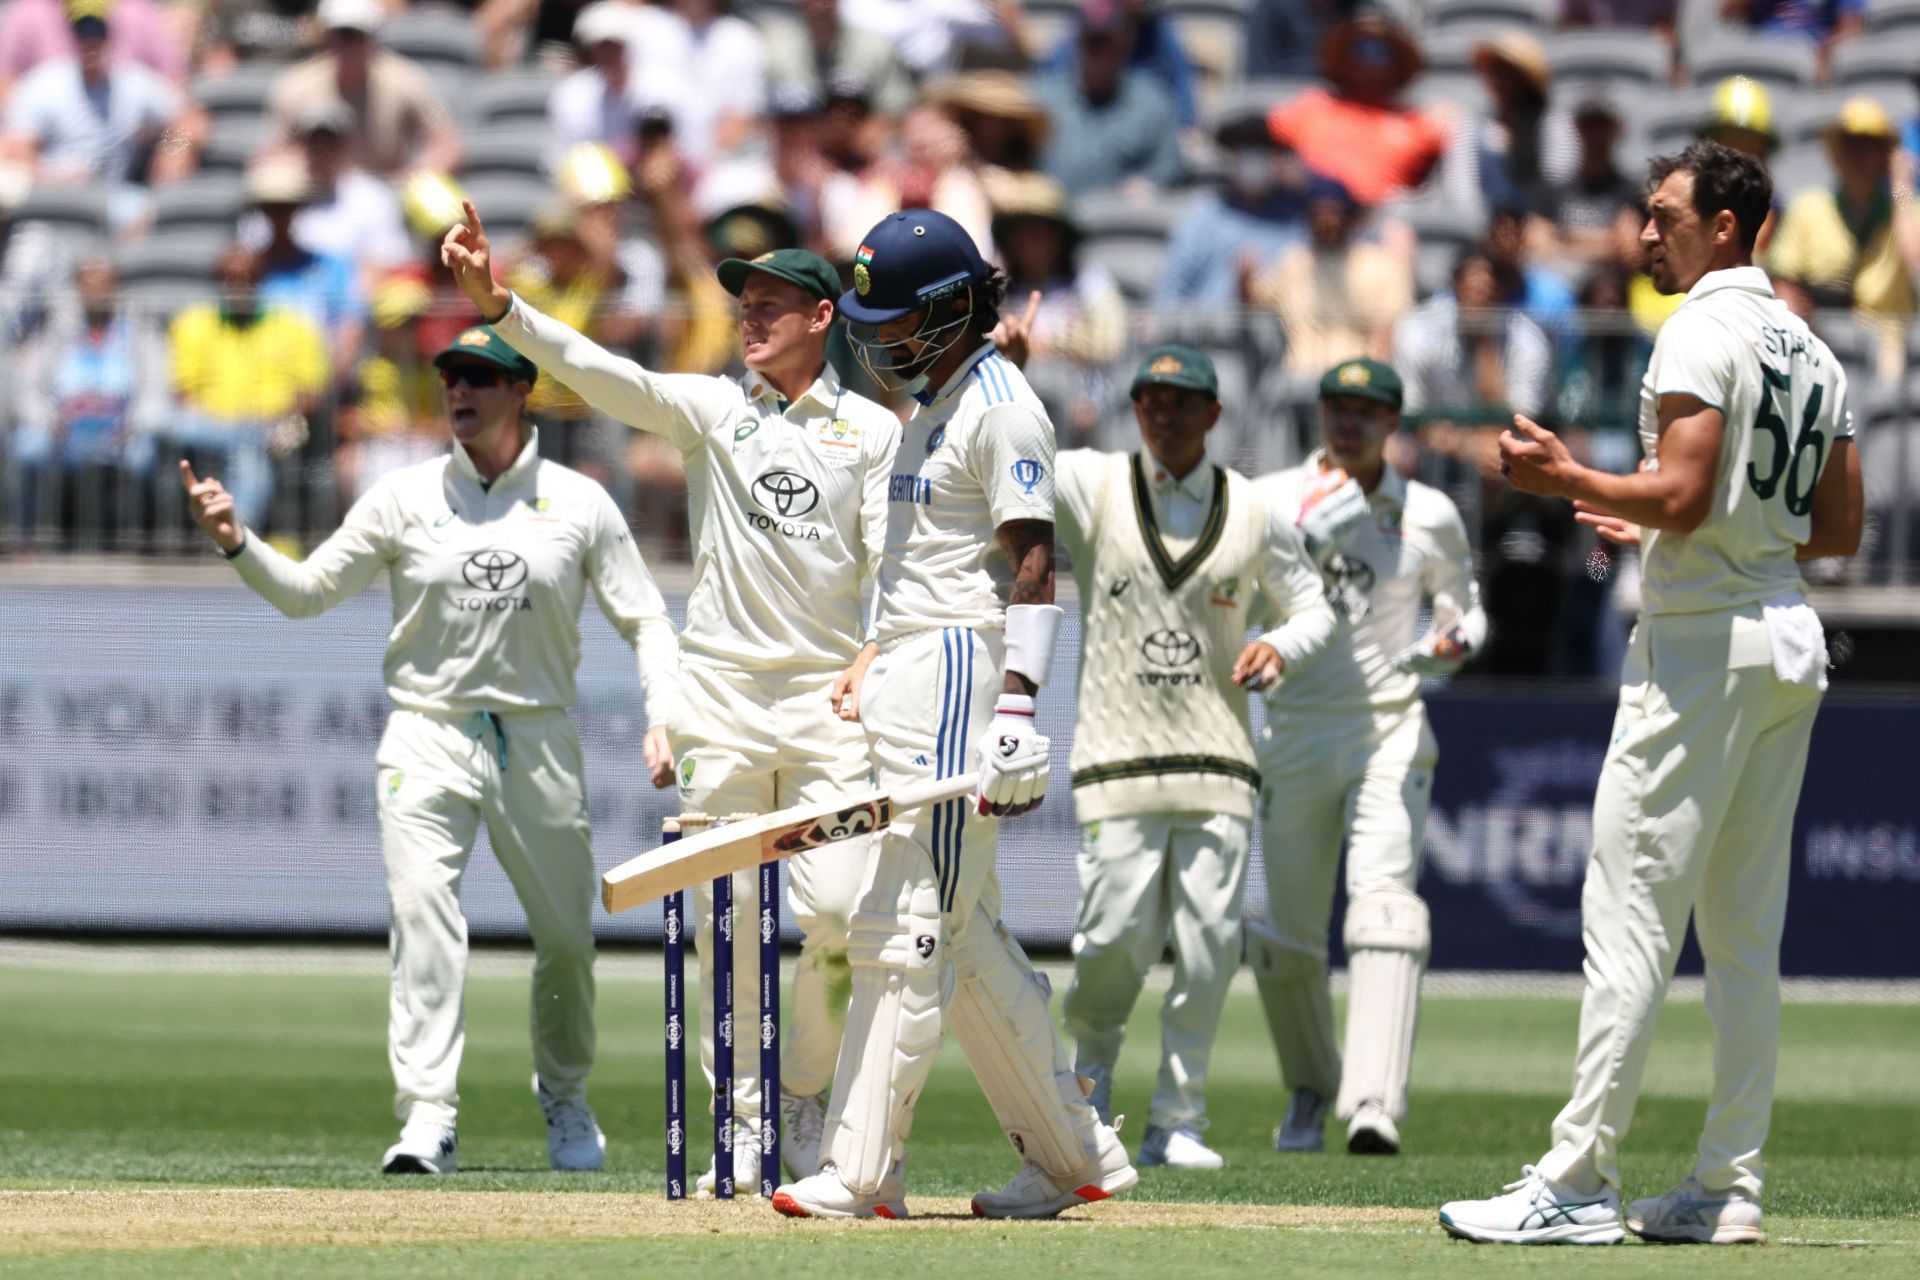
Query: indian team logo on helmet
[
  {"left": 1149, "top": 354, "right": 1184, "bottom": 376},
  {"left": 1337, "top": 361, "right": 1372, "bottom": 387},
  {"left": 853, "top": 262, "right": 872, "bottom": 296}
]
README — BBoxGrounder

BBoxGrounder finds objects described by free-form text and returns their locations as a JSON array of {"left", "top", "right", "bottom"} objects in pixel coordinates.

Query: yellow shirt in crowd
[{"left": 170, "top": 305, "right": 329, "bottom": 421}]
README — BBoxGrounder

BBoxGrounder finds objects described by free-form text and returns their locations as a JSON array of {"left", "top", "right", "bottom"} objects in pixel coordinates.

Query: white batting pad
[
  {"left": 948, "top": 908, "right": 1100, "bottom": 1175},
  {"left": 1243, "top": 917, "right": 1342, "bottom": 1100},
  {"left": 1335, "top": 888, "right": 1429, "bottom": 1123},
  {"left": 819, "top": 875, "right": 949, "bottom": 1194}
]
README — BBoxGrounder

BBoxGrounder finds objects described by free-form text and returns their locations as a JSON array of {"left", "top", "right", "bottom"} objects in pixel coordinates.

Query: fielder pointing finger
[
  {"left": 1251, "top": 357, "right": 1486, "bottom": 1157},
  {"left": 183, "top": 326, "right": 679, "bottom": 1176},
  {"left": 443, "top": 204, "right": 899, "bottom": 1191}
]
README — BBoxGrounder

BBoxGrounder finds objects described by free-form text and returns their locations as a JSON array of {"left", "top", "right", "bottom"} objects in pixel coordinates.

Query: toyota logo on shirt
[
  {"left": 752, "top": 470, "right": 821, "bottom": 518},
  {"left": 462, "top": 550, "right": 528, "bottom": 592},
  {"left": 1140, "top": 629, "right": 1201, "bottom": 667}
]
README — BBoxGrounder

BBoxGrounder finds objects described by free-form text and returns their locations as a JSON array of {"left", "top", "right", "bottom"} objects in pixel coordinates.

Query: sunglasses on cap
[{"left": 439, "top": 365, "right": 505, "bottom": 389}]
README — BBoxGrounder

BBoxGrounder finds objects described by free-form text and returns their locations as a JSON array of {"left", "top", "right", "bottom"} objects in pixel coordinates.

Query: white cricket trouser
[
  {"left": 1257, "top": 700, "right": 1436, "bottom": 948},
  {"left": 673, "top": 662, "right": 870, "bottom": 1123},
  {"left": 819, "top": 626, "right": 1104, "bottom": 1192},
  {"left": 1253, "top": 700, "right": 1436, "bottom": 1108},
  {"left": 376, "top": 707, "right": 597, "bottom": 1128},
  {"left": 1063, "top": 810, "right": 1253, "bottom": 1130},
  {"left": 1536, "top": 608, "right": 1821, "bottom": 1200}
]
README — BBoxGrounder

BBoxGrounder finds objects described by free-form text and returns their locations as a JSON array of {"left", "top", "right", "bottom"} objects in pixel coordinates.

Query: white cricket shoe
[
  {"left": 1139, "top": 1123, "right": 1224, "bottom": 1169},
  {"left": 533, "top": 1074, "right": 605, "bottom": 1171},
  {"left": 696, "top": 1128, "right": 764, "bottom": 1197},
  {"left": 1273, "top": 1087, "right": 1330, "bottom": 1153},
  {"left": 1346, "top": 1100, "right": 1401, "bottom": 1155},
  {"left": 970, "top": 1120, "right": 1139, "bottom": 1219},
  {"left": 381, "top": 1116, "right": 458, "bottom": 1175},
  {"left": 779, "top": 1091, "right": 826, "bottom": 1180},
  {"left": 771, "top": 1160, "right": 908, "bottom": 1219},
  {"left": 1439, "top": 1166, "right": 1623, "bottom": 1244},
  {"left": 1627, "top": 1176, "right": 1765, "bottom": 1244}
]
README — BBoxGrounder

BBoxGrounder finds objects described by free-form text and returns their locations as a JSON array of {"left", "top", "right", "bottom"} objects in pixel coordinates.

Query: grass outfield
[{"left": 0, "top": 946, "right": 1915, "bottom": 1278}]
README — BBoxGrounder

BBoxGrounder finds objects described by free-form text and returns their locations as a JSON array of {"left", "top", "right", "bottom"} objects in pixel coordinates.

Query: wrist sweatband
[{"left": 1004, "top": 603, "right": 1064, "bottom": 688}]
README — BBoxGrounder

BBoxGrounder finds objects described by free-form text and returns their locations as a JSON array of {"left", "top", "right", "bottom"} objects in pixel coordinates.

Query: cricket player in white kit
[
  {"left": 1056, "top": 345, "right": 1334, "bottom": 1170},
  {"left": 1441, "top": 141, "right": 1862, "bottom": 1245},
  {"left": 442, "top": 208, "right": 899, "bottom": 1189},
  {"left": 774, "top": 210, "right": 1135, "bottom": 1220},
  {"left": 181, "top": 326, "right": 680, "bottom": 1175},
  {"left": 1252, "top": 357, "right": 1485, "bottom": 1158}
]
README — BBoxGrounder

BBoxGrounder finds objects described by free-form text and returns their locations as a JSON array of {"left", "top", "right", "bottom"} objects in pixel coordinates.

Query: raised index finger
[
  {"left": 462, "top": 199, "right": 485, "bottom": 239},
  {"left": 1021, "top": 290, "right": 1041, "bottom": 327},
  {"left": 179, "top": 459, "right": 198, "bottom": 490}
]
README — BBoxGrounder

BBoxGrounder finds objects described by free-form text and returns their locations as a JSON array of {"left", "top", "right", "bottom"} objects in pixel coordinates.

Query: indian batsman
[
  {"left": 181, "top": 326, "right": 680, "bottom": 1174},
  {"left": 773, "top": 210, "right": 1135, "bottom": 1220},
  {"left": 443, "top": 204, "right": 899, "bottom": 1190},
  {"left": 1056, "top": 345, "right": 1334, "bottom": 1169},
  {"left": 1250, "top": 357, "right": 1485, "bottom": 1157},
  {"left": 1440, "top": 141, "right": 1861, "bottom": 1243}
]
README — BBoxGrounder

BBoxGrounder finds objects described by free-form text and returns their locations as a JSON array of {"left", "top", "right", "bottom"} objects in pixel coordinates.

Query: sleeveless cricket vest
[{"left": 1070, "top": 453, "right": 1268, "bottom": 823}]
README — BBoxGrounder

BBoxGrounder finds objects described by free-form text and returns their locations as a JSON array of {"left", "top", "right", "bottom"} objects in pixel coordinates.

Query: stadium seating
[
  {"left": 1685, "top": 33, "right": 1818, "bottom": 92},
  {"left": 149, "top": 175, "right": 249, "bottom": 236},
  {"left": 114, "top": 231, "right": 226, "bottom": 314},
  {"left": 191, "top": 64, "right": 282, "bottom": 123},
  {"left": 1865, "top": 0, "right": 1920, "bottom": 34},
  {"left": 468, "top": 71, "right": 561, "bottom": 129},
  {"left": 1423, "top": 0, "right": 1554, "bottom": 32},
  {"left": 1831, "top": 34, "right": 1920, "bottom": 95},
  {"left": 382, "top": 6, "right": 481, "bottom": 70},
  {"left": 1547, "top": 30, "right": 1671, "bottom": 87},
  {"left": 8, "top": 185, "right": 112, "bottom": 249},
  {"left": 457, "top": 125, "right": 553, "bottom": 179}
]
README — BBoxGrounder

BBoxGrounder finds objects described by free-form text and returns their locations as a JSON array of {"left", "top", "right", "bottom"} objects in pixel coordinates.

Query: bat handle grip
[{"left": 890, "top": 771, "right": 980, "bottom": 813}]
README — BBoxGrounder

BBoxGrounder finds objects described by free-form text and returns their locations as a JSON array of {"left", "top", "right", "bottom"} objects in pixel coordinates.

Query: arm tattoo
[{"left": 997, "top": 519, "right": 1054, "bottom": 695}]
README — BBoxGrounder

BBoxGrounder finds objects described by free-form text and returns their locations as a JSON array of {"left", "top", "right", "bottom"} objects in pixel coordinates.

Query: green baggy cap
[
  {"left": 717, "top": 248, "right": 842, "bottom": 303},
  {"left": 1318, "top": 357, "right": 1403, "bottom": 409},
  {"left": 1129, "top": 344, "right": 1219, "bottom": 401},
  {"left": 433, "top": 324, "right": 540, "bottom": 386}
]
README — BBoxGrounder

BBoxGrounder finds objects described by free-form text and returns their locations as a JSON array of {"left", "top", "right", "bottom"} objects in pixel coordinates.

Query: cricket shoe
[
  {"left": 381, "top": 1117, "right": 458, "bottom": 1175},
  {"left": 1439, "top": 1166, "right": 1623, "bottom": 1244},
  {"left": 1626, "top": 1176, "right": 1764, "bottom": 1244},
  {"left": 970, "top": 1120, "right": 1138, "bottom": 1219},
  {"left": 779, "top": 1091, "right": 826, "bottom": 1180},
  {"left": 771, "top": 1160, "right": 908, "bottom": 1219},
  {"left": 1273, "top": 1087, "right": 1330, "bottom": 1153},
  {"left": 696, "top": 1129, "right": 764, "bottom": 1197},
  {"left": 1138, "top": 1124, "right": 1225, "bottom": 1169},
  {"left": 1346, "top": 1100, "right": 1400, "bottom": 1155},
  {"left": 533, "top": 1074, "right": 605, "bottom": 1171}
]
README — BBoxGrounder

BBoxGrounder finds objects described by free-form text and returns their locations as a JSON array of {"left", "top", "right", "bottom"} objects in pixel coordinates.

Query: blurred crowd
[{"left": 2, "top": 0, "right": 1919, "bottom": 665}]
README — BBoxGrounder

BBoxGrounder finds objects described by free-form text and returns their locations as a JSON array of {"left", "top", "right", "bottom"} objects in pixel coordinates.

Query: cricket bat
[{"left": 602, "top": 772, "right": 980, "bottom": 914}]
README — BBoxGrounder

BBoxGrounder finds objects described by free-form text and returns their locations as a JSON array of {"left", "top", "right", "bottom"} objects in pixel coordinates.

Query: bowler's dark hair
[{"left": 1647, "top": 141, "right": 1772, "bottom": 254}]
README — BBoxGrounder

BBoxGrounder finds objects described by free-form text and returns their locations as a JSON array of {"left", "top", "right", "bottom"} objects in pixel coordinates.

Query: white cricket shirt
[
  {"left": 228, "top": 430, "right": 678, "bottom": 719},
  {"left": 1257, "top": 452, "right": 1483, "bottom": 713},
  {"left": 876, "top": 343, "right": 1056, "bottom": 640},
  {"left": 1635, "top": 266, "right": 1852, "bottom": 617},
  {"left": 494, "top": 295, "right": 899, "bottom": 675}
]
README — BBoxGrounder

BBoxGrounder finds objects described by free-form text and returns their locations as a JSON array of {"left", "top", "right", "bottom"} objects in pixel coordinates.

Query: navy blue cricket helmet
[{"left": 840, "top": 209, "right": 992, "bottom": 325}]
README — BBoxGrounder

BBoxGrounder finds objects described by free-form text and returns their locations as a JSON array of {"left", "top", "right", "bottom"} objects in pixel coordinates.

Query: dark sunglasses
[{"left": 440, "top": 365, "right": 505, "bottom": 389}]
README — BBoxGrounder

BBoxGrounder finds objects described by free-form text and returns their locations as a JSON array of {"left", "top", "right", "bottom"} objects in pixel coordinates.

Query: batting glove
[
  {"left": 1295, "top": 469, "right": 1371, "bottom": 564},
  {"left": 1393, "top": 625, "right": 1474, "bottom": 677},
  {"left": 974, "top": 694, "right": 1050, "bottom": 817}
]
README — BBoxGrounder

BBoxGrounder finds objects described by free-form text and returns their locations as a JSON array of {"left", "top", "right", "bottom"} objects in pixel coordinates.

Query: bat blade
[{"left": 601, "top": 772, "right": 978, "bottom": 914}]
